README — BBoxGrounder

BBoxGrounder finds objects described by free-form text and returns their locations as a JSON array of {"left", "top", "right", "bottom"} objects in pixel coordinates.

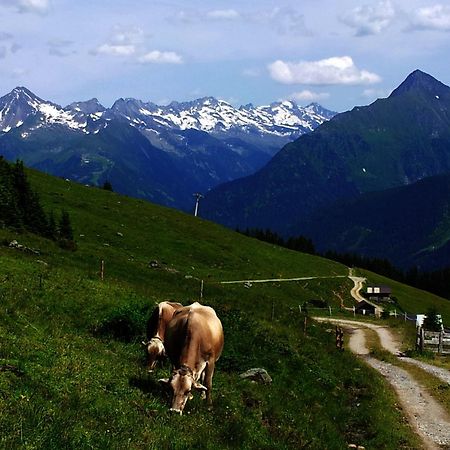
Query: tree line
[
  {"left": 0, "top": 157, "right": 74, "bottom": 246},
  {"left": 239, "top": 227, "right": 450, "bottom": 301}
]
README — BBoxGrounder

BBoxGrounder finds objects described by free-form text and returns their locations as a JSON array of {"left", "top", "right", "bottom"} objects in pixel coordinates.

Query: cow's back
[{"left": 165, "top": 303, "right": 224, "bottom": 364}]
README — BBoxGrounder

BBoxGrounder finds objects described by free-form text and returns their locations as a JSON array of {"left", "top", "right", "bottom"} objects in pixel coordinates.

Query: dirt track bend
[{"left": 314, "top": 318, "right": 450, "bottom": 449}]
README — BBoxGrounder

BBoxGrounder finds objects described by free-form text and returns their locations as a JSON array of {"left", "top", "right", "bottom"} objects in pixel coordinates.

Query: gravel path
[
  {"left": 401, "top": 358, "right": 450, "bottom": 385},
  {"left": 314, "top": 317, "right": 450, "bottom": 449},
  {"left": 366, "top": 357, "right": 450, "bottom": 449}
]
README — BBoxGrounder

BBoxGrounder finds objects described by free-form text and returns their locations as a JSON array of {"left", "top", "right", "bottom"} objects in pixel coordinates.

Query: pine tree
[
  {"left": 47, "top": 211, "right": 57, "bottom": 240},
  {"left": 0, "top": 157, "right": 21, "bottom": 229},
  {"left": 12, "top": 160, "right": 48, "bottom": 235},
  {"left": 423, "top": 307, "right": 441, "bottom": 331},
  {"left": 102, "top": 180, "right": 113, "bottom": 191},
  {"left": 59, "top": 210, "right": 74, "bottom": 241}
]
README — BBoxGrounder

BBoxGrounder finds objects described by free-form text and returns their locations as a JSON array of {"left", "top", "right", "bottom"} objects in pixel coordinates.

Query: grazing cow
[
  {"left": 142, "top": 301, "right": 183, "bottom": 372},
  {"left": 159, "top": 302, "right": 224, "bottom": 414}
]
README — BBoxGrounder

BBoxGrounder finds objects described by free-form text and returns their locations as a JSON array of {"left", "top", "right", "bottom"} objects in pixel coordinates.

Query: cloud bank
[
  {"left": 138, "top": 51, "right": 183, "bottom": 64},
  {"left": 0, "top": 0, "right": 50, "bottom": 14},
  {"left": 409, "top": 4, "right": 450, "bottom": 31},
  {"left": 341, "top": 1, "right": 395, "bottom": 36},
  {"left": 268, "top": 56, "right": 381, "bottom": 86}
]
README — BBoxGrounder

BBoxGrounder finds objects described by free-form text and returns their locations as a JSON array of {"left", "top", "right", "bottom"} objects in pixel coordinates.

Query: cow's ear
[
  {"left": 193, "top": 381, "right": 208, "bottom": 392},
  {"left": 158, "top": 378, "right": 170, "bottom": 385}
]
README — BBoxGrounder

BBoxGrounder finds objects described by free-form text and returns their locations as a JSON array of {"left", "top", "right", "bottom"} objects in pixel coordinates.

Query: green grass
[{"left": 0, "top": 168, "right": 444, "bottom": 449}]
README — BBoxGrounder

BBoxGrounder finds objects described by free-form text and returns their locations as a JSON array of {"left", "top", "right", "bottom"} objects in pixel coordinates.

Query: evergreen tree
[
  {"left": 12, "top": 160, "right": 48, "bottom": 235},
  {"left": 0, "top": 157, "right": 21, "bottom": 229},
  {"left": 59, "top": 209, "right": 74, "bottom": 241},
  {"left": 102, "top": 180, "right": 113, "bottom": 191},
  {"left": 47, "top": 211, "right": 57, "bottom": 240},
  {"left": 423, "top": 307, "right": 442, "bottom": 331}
]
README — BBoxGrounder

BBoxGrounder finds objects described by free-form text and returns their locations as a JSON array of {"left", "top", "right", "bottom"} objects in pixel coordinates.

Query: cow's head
[
  {"left": 141, "top": 337, "right": 165, "bottom": 372},
  {"left": 159, "top": 365, "right": 207, "bottom": 414}
]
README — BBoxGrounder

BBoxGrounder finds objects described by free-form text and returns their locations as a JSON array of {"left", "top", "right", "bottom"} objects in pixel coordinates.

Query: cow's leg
[
  {"left": 204, "top": 360, "right": 215, "bottom": 407},
  {"left": 199, "top": 367, "right": 207, "bottom": 400}
]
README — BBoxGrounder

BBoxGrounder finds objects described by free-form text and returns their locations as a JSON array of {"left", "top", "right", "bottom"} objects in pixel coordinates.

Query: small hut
[
  {"left": 365, "top": 285, "right": 392, "bottom": 302},
  {"left": 355, "top": 299, "right": 383, "bottom": 317}
]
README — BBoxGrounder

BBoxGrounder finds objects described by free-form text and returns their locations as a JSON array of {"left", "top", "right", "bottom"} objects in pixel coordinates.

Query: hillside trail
[{"left": 314, "top": 318, "right": 450, "bottom": 449}]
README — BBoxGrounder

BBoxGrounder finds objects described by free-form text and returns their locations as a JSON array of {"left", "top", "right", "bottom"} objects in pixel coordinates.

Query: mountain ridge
[
  {"left": 0, "top": 86, "right": 335, "bottom": 210},
  {"left": 202, "top": 70, "right": 450, "bottom": 269}
]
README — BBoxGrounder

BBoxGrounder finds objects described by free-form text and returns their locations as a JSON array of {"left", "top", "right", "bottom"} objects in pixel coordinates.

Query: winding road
[{"left": 314, "top": 317, "right": 450, "bottom": 450}]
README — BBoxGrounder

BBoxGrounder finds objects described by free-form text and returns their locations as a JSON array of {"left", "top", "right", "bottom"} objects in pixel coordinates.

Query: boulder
[{"left": 239, "top": 368, "right": 272, "bottom": 384}]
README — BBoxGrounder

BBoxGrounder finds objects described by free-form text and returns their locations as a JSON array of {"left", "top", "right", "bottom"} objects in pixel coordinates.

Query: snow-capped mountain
[
  {"left": 0, "top": 87, "right": 89, "bottom": 133},
  {"left": 110, "top": 96, "right": 335, "bottom": 144},
  {"left": 0, "top": 87, "right": 335, "bottom": 147},
  {"left": 0, "top": 86, "right": 335, "bottom": 211}
]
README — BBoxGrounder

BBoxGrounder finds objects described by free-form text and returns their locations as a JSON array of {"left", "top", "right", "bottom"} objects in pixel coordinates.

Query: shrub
[{"left": 93, "top": 302, "right": 148, "bottom": 342}]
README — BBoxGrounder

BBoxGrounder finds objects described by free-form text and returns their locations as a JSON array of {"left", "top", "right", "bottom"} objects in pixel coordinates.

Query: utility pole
[{"left": 193, "top": 193, "right": 204, "bottom": 217}]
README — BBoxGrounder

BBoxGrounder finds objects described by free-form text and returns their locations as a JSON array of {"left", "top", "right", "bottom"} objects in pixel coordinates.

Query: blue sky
[{"left": 1, "top": 0, "right": 450, "bottom": 111}]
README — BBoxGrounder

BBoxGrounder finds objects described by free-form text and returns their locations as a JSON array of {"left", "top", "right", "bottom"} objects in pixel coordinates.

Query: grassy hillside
[
  {"left": 359, "top": 269, "right": 450, "bottom": 323},
  {"left": 1, "top": 168, "right": 442, "bottom": 449}
]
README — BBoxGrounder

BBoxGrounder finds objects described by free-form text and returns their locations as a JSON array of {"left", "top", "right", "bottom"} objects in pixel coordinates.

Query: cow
[
  {"left": 159, "top": 302, "right": 224, "bottom": 414},
  {"left": 142, "top": 301, "right": 183, "bottom": 372}
]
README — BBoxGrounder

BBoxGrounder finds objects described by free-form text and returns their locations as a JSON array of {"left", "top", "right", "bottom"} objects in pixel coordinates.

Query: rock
[
  {"left": 116, "top": 232, "right": 123, "bottom": 237},
  {"left": 149, "top": 260, "right": 161, "bottom": 268},
  {"left": 239, "top": 368, "right": 272, "bottom": 384}
]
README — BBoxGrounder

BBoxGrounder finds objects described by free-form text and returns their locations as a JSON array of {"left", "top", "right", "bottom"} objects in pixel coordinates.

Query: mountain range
[
  {"left": 0, "top": 87, "right": 334, "bottom": 211},
  {"left": 203, "top": 70, "right": 450, "bottom": 270}
]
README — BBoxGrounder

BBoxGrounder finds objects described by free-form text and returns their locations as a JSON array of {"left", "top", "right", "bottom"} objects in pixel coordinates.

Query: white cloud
[
  {"left": 0, "top": 0, "right": 50, "bottom": 14},
  {"left": 111, "top": 25, "right": 145, "bottom": 45},
  {"left": 206, "top": 9, "right": 240, "bottom": 20},
  {"left": 362, "top": 88, "right": 391, "bottom": 98},
  {"left": 251, "top": 7, "right": 311, "bottom": 35},
  {"left": 268, "top": 56, "right": 381, "bottom": 86},
  {"left": 138, "top": 50, "right": 183, "bottom": 64},
  {"left": 287, "top": 90, "right": 330, "bottom": 102},
  {"left": 341, "top": 1, "right": 395, "bottom": 36},
  {"left": 93, "top": 44, "right": 136, "bottom": 56},
  {"left": 409, "top": 4, "right": 450, "bottom": 31},
  {"left": 91, "top": 26, "right": 147, "bottom": 58}
]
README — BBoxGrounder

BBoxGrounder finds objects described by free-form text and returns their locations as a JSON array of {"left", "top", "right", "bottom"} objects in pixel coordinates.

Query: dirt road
[{"left": 314, "top": 317, "right": 450, "bottom": 449}]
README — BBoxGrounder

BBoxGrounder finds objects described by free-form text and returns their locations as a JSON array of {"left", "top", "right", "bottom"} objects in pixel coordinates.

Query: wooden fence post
[
  {"left": 100, "top": 259, "right": 105, "bottom": 281},
  {"left": 299, "top": 305, "right": 302, "bottom": 314},
  {"left": 420, "top": 327, "right": 424, "bottom": 352},
  {"left": 336, "top": 327, "right": 344, "bottom": 350},
  {"left": 439, "top": 331, "right": 444, "bottom": 354},
  {"left": 353, "top": 306, "right": 356, "bottom": 317},
  {"left": 404, "top": 312, "right": 407, "bottom": 321},
  {"left": 329, "top": 306, "right": 332, "bottom": 316},
  {"left": 200, "top": 280, "right": 204, "bottom": 300}
]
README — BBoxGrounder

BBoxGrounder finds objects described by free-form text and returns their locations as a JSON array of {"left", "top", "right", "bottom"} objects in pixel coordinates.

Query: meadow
[{"left": 1, "top": 169, "right": 442, "bottom": 448}]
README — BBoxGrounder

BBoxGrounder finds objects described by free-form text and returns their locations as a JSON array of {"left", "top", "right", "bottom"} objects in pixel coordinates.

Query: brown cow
[
  {"left": 159, "top": 302, "right": 224, "bottom": 414},
  {"left": 142, "top": 301, "right": 183, "bottom": 372}
]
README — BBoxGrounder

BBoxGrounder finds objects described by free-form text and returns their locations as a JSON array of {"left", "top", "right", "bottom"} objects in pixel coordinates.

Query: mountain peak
[
  {"left": 66, "top": 98, "right": 106, "bottom": 114},
  {"left": 9, "top": 86, "right": 43, "bottom": 103},
  {"left": 389, "top": 70, "right": 449, "bottom": 98}
]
